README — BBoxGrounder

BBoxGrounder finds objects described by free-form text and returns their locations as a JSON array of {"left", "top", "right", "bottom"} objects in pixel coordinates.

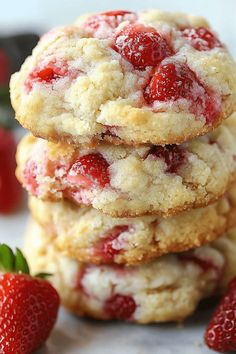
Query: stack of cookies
[{"left": 11, "top": 9, "right": 236, "bottom": 323}]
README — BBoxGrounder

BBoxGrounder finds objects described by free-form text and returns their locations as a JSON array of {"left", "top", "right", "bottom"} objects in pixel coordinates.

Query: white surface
[
  {"left": 0, "top": 0, "right": 236, "bottom": 57},
  {"left": 0, "top": 0, "right": 234, "bottom": 352}
]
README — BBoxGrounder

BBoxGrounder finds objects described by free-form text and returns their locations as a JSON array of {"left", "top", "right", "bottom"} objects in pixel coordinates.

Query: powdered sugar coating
[
  {"left": 17, "top": 114, "right": 236, "bottom": 217},
  {"left": 25, "top": 220, "right": 228, "bottom": 323},
  {"left": 10, "top": 9, "right": 236, "bottom": 146}
]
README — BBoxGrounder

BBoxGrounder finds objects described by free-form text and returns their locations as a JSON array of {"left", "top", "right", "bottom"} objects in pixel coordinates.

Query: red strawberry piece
[
  {"left": 0, "top": 49, "right": 11, "bottom": 85},
  {"left": 0, "top": 129, "right": 22, "bottom": 214},
  {"left": 95, "top": 225, "right": 129, "bottom": 262},
  {"left": 25, "top": 60, "right": 69, "bottom": 92},
  {"left": 205, "top": 277, "right": 236, "bottom": 352},
  {"left": 144, "top": 61, "right": 221, "bottom": 124},
  {"left": 0, "top": 244, "right": 60, "bottom": 354},
  {"left": 144, "top": 62, "right": 202, "bottom": 103},
  {"left": 84, "top": 10, "right": 136, "bottom": 35},
  {"left": 68, "top": 153, "right": 110, "bottom": 189},
  {"left": 114, "top": 24, "right": 172, "bottom": 69},
  {"left": 23, "top": 159, "right": 39, "bottom": 196},
  {"left": 147, "top": 145, "right": 186, "bottom": 174},
  {"left": 23, "top": 158, "right": 66, "bottom": 196},
  {"left": 203, "top": 93, "right": 221, "bottom": 124},
  {"left": 181, "top": 27, "right": 223, "bottom": 51},
  {"left": 104, "top": 294, "right": 136, "bottom": 320}
]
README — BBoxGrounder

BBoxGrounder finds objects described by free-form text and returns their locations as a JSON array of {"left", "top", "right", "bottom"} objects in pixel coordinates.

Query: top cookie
[{"left": 10, "top": 9, "right": 236, "bottom": 146}]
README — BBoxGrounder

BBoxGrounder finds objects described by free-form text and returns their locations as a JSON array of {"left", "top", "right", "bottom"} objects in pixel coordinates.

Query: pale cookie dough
[
  {"left": 17, "top": 114, "right": 236, "bottom": 217},
  {"left": 10, "top": 9, "right": 236, "bottom": 146},
  {"left": 24, "top": 220, "right": 227, "bottom": 323},
  {"left": 28, "top": 182, "right": 236, "bottom": 265}
]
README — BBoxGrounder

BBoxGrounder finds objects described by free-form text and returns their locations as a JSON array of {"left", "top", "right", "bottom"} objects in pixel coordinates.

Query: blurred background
[
  {"left": 0, "top": 0, "right": 235, "bottom": 218},
  {"left": 0, "top": 0, "right": 235, "bottom": 55}
]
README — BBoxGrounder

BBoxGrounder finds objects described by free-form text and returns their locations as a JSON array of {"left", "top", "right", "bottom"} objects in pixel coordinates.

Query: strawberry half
[
  {"left": 205, "top": 277, "right": 236, "bottom": 352},
  {"left": 0, "top": 244, "right": 60, "bottom": 354}
]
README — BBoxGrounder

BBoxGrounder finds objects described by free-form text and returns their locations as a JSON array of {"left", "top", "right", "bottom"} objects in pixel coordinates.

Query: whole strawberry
[
  {"left": 0, "top": 244, "right": 60, "bottom": 354},
  {"left": 205, "top": 277, "right": 236, "bottom": 352}
]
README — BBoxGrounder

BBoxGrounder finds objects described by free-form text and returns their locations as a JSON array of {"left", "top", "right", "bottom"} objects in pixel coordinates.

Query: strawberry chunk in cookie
[
  {"left": 84, "top": 10, "right": 137, "bottom": 38},
  {"left": 146, "top": 145, "right": 186, "bottom": 174},
  {"left": 104, "top": 294, "right": 136, "bottom": 320},
  {"left": 93, "top": 225, "right": 130, "bottom": 262},
  {"left": 114, "top": 24, "right": 172, "bottom": 69},
  {"left": 68, "top": 153, "right": 110, "bottom": 189},
  {"left": 144, "top": 61, "right": 221, "bottom": 124},
  {"left": 181, "top": 27, "right": 223, "bottom": 51}
]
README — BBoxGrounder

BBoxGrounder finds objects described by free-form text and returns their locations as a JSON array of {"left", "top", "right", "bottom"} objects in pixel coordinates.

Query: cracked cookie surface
[
  {"left": 17, "top": 114, "right": 236, "bottom": 217},
  {"left": 24, "top": 220, "right": 229, "bottom": 323},
  {"left": 29, "top": 183, "right": 236, "bottom": 265},
  {"left": 10, "top": 9, "right": 236, "bottom": 146}
]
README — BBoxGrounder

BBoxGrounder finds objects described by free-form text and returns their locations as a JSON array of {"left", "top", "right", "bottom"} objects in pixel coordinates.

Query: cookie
[
  {"left": 213, "top": 228, "right": 236, "bottom": 291},
  {"left": 24, "top": 220, "right": 225, "bottom": 323},
  {"left": 28, "top": 182, "right": 236, "bottom": 265},
  {"left": 10, "top": 10, "right": 236, "bottom": 146},
  {"left": 17, "top": 114, "right": 236, "bottom": 217}
]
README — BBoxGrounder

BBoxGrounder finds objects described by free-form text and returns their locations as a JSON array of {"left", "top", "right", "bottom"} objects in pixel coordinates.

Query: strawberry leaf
[
  {"left": 15, "top": 248, "right": 30, "bottom": 274},
  {"left": 0, "top": 244, "right": 15, "bottom": 271},
  {"left": 35, "top": 272, "right": 53, "bottom": 279}
]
